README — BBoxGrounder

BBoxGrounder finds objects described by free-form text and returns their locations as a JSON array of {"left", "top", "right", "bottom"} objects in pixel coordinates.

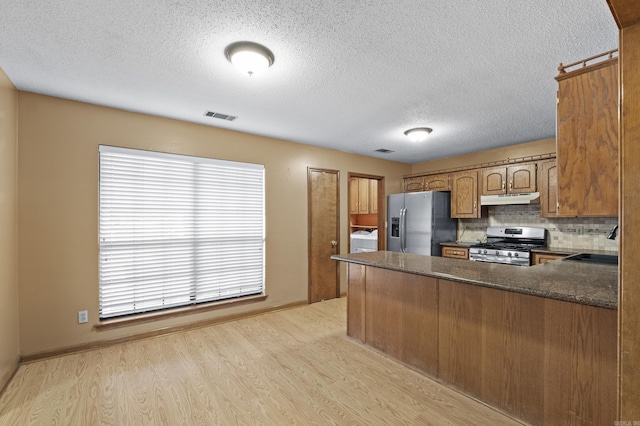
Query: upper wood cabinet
[
  {"left": 349, "top": 177, "right": 377, "bottom": 214},
  {"left": 556, "top": 56, "right": 619, "bottom": 217},
  {"left": 424, "top": 173, "right": 451, "bottom": 191},
  {"left": 404, "top": 176, "right": 424, "bottom": 192},
  {"left": 369, "top": 179, "right": 378, "bottom": 214},
  {"left": 451, "top": 171, "right": 480, "bottom": 218},
  {"left": 404, "top": 174, "right": 451, "bottom": 192},
  {"left": 539, "top": 159, "right": 558, "bottom": 218},
  {"left": 481, "top": 163, "right": 537, "bottom": 196}
]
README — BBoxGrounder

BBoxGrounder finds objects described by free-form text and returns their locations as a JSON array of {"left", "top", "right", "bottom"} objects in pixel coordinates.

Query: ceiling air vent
[
  {"left": 375, "top": 148, "right": 394, "bottom": 154},
  {"left": 204, "top": 111, "right": 237, "bottom": 121}
]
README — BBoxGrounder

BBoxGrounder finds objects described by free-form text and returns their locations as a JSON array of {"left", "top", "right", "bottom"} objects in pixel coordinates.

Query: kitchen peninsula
[{"left": 332, "top": 251, "right": 617, "bottom": 426}]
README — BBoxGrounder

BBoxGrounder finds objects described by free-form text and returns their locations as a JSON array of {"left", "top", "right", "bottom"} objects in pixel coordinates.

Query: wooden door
[
  {"left": 451, "top": 171, "right": 480, "bottom": 218},
  {"left": 508, "top": 163, "right": 537, "bottom": 193},
  {"left": 308, "top": 168, "right": 340, "bottom": 303},
  {"left": 481, "top": 167, "right": 507, "bottom": 195}
]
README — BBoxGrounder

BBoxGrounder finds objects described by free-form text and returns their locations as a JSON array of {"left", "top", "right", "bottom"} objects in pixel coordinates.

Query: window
[{"left": 98, "top": 146, "right": 265, "bottom": 319}]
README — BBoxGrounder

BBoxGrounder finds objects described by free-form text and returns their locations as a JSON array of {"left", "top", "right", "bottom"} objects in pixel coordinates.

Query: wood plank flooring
[{"left": 0, "top": 298, "right": 524, "bottom": 425}]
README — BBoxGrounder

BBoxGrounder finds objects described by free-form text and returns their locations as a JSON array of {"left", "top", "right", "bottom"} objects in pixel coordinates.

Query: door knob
[{"left": 331, "top": 240, "right": 338, "bottom": 247}]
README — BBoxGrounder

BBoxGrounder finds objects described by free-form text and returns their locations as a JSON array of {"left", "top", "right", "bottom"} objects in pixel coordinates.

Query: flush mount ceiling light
[
  {"left": 224, "top": 41, "right": 275, "bottom": 77},
  {"left": 404, "top": 127, "right": 433, "bottom": 142}
]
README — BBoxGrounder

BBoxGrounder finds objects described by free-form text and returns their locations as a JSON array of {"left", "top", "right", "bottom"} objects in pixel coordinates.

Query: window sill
[{"left": 94, "top": 294, "right": 268, "bottom": 332}]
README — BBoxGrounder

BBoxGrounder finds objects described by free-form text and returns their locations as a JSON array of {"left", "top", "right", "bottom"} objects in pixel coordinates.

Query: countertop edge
[{"left": 332, "top": 253, "right": 617, "bottom": 310}]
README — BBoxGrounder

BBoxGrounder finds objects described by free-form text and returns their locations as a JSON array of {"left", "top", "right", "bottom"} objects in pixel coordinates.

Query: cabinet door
[
  {"left": 556, "top": 59, "right": 618, "bottom": 216},
  {"left": 508, "top": 163, "right": 537, "bottom": 193},
  {"left": 424, "top": 173, "right": 451, "bottom": 191},
  {"left": 539, "top": 160, "right": 558, "bottom": 218},
  {"left": 442, "top": 246, "right": 469, "bottom": 259},
  {"left": 357, "top": 178, "right": 370, "bottom": 214},
  {"left": 348, "top": 178, "right": 359, "bottom": 214},
  {"left": 368, "top": 179, "right": 378, "bottom": 214},
  {"left": 481, "top": 167, "right": 507, "bottom": 195},
  {"left": 532, "top": 252, "right": 566, "bottom": 265},
  {"left": 404, "top": 177, "right": 424, "bottom": 192},
  {"left": 451, "top": 171, "right": 480, "bottom": 218}
]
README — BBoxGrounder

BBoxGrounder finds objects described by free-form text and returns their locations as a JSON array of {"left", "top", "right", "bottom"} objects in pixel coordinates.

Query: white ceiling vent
[{"left": 204, "top": 111, "right": 237, "bottom": 121}]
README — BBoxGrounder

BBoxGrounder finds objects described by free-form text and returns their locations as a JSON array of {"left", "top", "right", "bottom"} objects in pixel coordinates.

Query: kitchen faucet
[{"left": 607, "top": 224, "right": 619, "bottom": 240}]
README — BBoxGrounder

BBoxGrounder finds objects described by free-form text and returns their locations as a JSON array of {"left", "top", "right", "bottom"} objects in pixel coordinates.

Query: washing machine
[{"left": 350, "top": 230, "right": 378, "bottom": 253}]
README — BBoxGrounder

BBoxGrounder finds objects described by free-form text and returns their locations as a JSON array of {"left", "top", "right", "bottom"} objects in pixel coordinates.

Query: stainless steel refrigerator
[{"left": 387, "top": 191, "right": 457, "bottom": 256}]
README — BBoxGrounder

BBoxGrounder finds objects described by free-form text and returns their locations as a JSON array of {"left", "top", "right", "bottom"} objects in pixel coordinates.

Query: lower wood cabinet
[
  {"left": 439, "top": 279, "right": 615, "bottom": 425},
  {"left": 442, "top": 246, "right": 469, "bottom": 260},
  {"left": 347, "top": 265, "right": 616, "bottom": 426},
  {"left": 349, "top": 265, "right": 439, "bottom": 376},
  {"left": 532, "top": 252, "right": 567, "bottom": 265}
]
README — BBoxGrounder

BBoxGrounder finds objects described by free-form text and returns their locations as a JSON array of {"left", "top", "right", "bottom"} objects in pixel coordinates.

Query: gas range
[{"left": 469, "top": 226, "right": 547, "bottom": 267}]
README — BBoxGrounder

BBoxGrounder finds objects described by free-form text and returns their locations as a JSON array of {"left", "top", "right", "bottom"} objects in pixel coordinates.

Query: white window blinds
[{"left": 99, "top": 146, "right": 265, "bottom": 319}]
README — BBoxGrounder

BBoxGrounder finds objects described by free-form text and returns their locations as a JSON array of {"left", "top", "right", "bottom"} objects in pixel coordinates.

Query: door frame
[
  {"left": 347, "top": 172, "right": 386, "bottom": 251},
  {"left": 307, "top": 167, "right": 340, "bottom": 302}
]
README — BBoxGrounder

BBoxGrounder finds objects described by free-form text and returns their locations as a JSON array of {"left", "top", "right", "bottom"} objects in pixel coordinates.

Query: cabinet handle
[
  {"left": 509, "top": 180, "right": 513, "bottom": 190},
  {"left": 502, "top": 182, "right": 505, "bottom": 190},
  {"left": 473, "top": 200, "right": 477, "bottom": 211}
]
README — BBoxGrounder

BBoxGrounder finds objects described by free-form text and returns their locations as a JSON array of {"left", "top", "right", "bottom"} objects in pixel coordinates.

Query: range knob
[
  {"left": 508, "top": 252, "right": 512, "bottom": 257},
  {"left": 514, "top": 252, "right": 519, "bottom": 257},
  {"left": 495, "top": 250, "right": 500, "bottom": 255},
  {"left": 483, "top": 249, "right": 488, "bottom": 255}
]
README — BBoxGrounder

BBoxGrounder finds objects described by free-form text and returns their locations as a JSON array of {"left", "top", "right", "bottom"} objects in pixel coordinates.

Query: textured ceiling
[{"left": 0, "top": 0, "right": 618, "bottom": 164}]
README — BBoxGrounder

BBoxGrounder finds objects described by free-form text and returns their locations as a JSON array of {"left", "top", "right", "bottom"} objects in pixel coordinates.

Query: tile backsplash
[{"left": 457, "top": 204, "right": 619, "bottom": 252}]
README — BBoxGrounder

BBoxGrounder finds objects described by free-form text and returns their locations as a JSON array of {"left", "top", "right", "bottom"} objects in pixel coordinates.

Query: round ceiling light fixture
[
  {"left": 225, "top": 41, "right": 275, "bottom": 77},
  {"left": 404, "top": 127, "right": 433, "bottom": 142}
]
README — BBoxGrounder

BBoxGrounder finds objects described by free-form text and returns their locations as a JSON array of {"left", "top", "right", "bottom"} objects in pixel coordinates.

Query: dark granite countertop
[
  {"left": 531, "top": 246, "right": 619, "bottom": 256},
  {"left": 440, "top": 241, "right": 476, "bottom": 248},
  {"left": 440, "top": 241, "right": 619, "bottom": 257},
  {"left": 332, "top": 251, "right": 618, "bottom": 310}
]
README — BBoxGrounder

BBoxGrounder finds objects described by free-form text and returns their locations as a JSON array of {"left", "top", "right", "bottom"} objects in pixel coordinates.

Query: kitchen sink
[{"left": 563, "top": 253, "right": 618, "bottom": 265}]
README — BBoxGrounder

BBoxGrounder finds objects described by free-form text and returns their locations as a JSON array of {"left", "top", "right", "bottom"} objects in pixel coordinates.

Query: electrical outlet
[{"left": 78, "top": 310, "right": 88, "bottom": 324}]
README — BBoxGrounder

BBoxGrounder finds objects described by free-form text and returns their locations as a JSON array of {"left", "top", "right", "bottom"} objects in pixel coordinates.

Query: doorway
[
  {"left": 347, "top": 173, "right": 385, "bottom": 252},
  {"left": 307, "top": 168, "right": 340, "bottom": 303}
]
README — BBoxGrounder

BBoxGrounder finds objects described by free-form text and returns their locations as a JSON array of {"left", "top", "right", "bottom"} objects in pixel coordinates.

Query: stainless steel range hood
[{"left": 480, "top": 192, "right": 540, "bottom": 206}]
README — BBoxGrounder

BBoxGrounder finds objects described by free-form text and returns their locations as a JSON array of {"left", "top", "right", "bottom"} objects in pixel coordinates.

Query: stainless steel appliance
[
  {"left": 387, "top": 191, "right": 457, "bottom": 256},
  {"left": 469, "top": 226, "right": 547, "bottom": 266}
]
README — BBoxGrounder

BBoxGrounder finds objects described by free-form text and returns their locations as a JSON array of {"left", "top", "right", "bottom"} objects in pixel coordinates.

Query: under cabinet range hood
[{"left": 480, "top": 192, "right": 540, "bottom": 206}]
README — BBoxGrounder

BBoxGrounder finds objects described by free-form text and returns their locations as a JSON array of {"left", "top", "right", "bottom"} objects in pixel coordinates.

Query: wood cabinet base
[{"left": 347, "top": 264, "right": 616, "bottom": 426}]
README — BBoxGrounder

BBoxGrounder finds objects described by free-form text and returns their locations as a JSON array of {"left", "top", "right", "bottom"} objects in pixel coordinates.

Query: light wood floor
[{"left": 0, "top": 298, "right": 524, "bottom": 425}]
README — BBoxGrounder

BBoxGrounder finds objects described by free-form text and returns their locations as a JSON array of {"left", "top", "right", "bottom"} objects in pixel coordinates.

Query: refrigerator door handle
[{"left": 400, "top": 207, "right": 407, "bottom": 252}]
